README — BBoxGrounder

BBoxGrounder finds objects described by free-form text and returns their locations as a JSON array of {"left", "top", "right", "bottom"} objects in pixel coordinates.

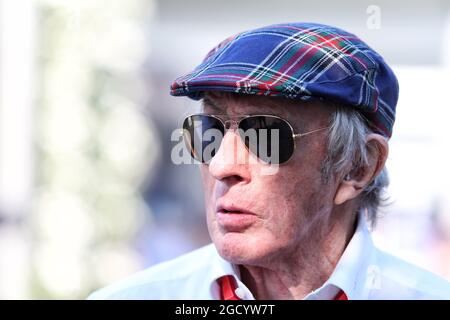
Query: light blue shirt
[{"left": 88, "top": 216, "right": 450, "bottom": 300}]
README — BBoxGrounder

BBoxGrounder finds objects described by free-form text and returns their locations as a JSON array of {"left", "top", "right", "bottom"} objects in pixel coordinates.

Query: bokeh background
[{"left": 0, "top": 0, "right": 450, "bottom": 299}]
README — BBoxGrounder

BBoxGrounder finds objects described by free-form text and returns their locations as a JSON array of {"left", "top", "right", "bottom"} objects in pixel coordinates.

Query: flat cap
[{"left": 170, "top": 23, "right": 399, "bottom": 137}]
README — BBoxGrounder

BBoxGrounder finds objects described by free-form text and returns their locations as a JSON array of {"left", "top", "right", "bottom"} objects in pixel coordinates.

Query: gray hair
[{"left": 321, "top": 104, "right": 390, "bottom": 228}]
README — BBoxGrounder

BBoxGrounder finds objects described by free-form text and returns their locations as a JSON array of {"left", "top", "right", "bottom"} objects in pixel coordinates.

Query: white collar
[
  {"left": 305, "top": 214, "right": 374, "bottom": 300},
  {"left": 206, "top": 213, "right": 374, "bottom": 300}
]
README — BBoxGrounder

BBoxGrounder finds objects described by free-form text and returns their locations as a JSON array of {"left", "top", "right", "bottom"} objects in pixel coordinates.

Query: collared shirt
[{"left": 88, "top": 216, "right": 450, "bottom": 300}]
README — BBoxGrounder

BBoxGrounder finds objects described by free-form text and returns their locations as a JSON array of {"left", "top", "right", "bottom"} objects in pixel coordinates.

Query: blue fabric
[{"left": 170, "top": 23, "right": 399, "bottom": 137}]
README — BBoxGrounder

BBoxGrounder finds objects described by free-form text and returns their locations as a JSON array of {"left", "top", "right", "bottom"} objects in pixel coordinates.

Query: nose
[{"left": 207, "top": 128, "right": 251, "bottom": 184}]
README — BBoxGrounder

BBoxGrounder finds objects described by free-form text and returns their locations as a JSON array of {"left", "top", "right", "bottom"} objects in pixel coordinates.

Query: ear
[{"left": 334, "top": 134, "right": 389, "bottom": 205}]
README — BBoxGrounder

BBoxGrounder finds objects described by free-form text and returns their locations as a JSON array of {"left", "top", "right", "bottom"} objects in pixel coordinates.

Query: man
[{"left": 89, "top": 22, "right": 450, "bottom": 299}]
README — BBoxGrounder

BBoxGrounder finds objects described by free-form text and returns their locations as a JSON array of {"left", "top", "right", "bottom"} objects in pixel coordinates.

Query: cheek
[
  {"left": 200, "top": 166, "right": 223, "bottom": 237},
  {"left": 200, "top": 166, "right": 214, "bottom": 204},
  {"left": 262, "top": 180, "right": 303, "bottom": 236},
  {"left": 263, "top": 206, "right": 299, "bottom": 249},
  {"left": 261, "top": 165, "right": 329, "bottom": 238}
]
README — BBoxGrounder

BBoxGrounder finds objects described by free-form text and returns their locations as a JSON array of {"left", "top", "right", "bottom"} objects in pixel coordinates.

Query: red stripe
[
  {"left": 218, "top": 276, "right": 240, "bottom": 300},
  {"left": 334, "top": 290, "right": 348, "bottom": 300}
]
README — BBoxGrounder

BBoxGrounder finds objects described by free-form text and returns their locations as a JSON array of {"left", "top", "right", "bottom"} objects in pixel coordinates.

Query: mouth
[{"left": 215, "top": 203, "right": 257, "bottom": 232}]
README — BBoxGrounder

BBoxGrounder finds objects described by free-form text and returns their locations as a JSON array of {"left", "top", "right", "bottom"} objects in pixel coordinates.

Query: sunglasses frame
[{"left": 182, "top": 113, "right": 329, "bottom": 165}]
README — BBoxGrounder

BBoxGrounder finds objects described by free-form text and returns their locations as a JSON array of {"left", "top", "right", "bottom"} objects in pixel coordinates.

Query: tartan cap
[{"left": 170, "top": 23, "right": 399, "bottom": 137}]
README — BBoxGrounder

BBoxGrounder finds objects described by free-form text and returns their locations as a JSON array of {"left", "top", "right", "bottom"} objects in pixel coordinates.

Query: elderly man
[{"left": 89, "top": 22, "right": 450, "bottom": 300}]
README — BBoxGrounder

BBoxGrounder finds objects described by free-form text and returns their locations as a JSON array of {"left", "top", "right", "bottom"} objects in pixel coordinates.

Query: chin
[{"left": 213, "top": 232, "right": 272, "bottom": 266}]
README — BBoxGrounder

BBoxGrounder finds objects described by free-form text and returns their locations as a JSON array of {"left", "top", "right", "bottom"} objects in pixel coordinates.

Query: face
[{"left": 199, "top": 92, "right": 340, "bottom": 267}]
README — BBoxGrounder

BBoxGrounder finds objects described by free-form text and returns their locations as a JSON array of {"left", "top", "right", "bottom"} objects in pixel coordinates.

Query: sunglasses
[{"left": 182, "top": 114, "right": 328, "bottom": 165}]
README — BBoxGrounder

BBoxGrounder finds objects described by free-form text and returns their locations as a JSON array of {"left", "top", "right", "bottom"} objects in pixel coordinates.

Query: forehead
[{"left": 202, "top": 92, "right": 334, "bottom": 126}]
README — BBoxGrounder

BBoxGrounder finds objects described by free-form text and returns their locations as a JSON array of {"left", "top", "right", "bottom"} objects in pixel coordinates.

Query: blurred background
[{"left": 0, "top": 0, "right": 449, "bottom": 299}]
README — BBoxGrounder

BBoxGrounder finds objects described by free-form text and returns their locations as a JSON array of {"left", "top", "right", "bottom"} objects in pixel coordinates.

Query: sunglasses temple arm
[{"left": 293, "top": 126, "right": 330, "bottom": 138}]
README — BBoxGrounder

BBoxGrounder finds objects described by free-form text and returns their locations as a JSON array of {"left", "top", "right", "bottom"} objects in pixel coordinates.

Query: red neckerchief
[{"left": 218, "top": 275, "right": 348, "bottom": 300}]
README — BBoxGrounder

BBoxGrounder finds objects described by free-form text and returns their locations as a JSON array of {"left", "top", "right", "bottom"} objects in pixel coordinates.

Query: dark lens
[
  {"left": 182, "top": 115, "right": 224, "bottom": 163},
  {"left": 239, "top": 116, "right": 295, "bottom": 164}
]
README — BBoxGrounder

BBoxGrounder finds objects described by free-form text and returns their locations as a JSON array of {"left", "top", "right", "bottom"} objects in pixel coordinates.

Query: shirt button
[{"left": 234, "top": 287, "right": 246, "bottom": 299}]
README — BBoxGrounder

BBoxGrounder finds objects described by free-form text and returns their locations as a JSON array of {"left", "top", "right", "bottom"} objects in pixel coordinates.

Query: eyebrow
[
  {"left": 201, "top": 94, "right": 292, "bottom": 120},
  {"left": 202, "top": 96, "right": 225, "bottom": 113}
]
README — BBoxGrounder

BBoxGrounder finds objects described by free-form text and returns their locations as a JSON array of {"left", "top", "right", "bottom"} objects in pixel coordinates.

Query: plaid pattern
[{"left": 170, "top": 23, "right": 398, "bottom": 137}]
